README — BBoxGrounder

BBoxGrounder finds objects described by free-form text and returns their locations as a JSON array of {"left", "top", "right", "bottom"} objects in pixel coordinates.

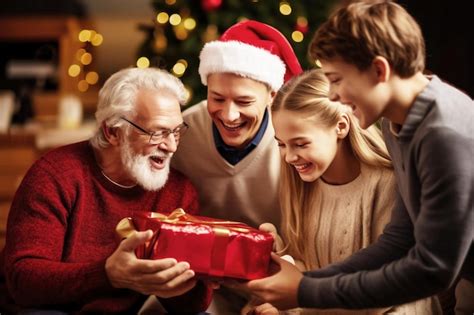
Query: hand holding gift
[
  {"left": 227, "top": 252, "right": 303, "bottom": 311},
  {"left": 116, "top": 208, "right": 274, "bottom": 281},
  {"left": 238, "top": 223, "right": 288, "bottom": 314},
  {"left": 105, "top": 229, "right": 197, "bottom": 298},
  {"left": 259, "top": 222, "right": 285, "bottom": 253}
]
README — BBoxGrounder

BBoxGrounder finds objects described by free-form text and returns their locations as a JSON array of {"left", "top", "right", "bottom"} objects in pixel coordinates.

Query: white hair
[{"left": 90, "top": 67, "right": 187, "bottom": 149}]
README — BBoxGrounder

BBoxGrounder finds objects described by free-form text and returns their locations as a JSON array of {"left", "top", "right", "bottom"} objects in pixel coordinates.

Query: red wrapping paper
[{"left": 116, "top": 209, "right": 274, "bottom": 280}]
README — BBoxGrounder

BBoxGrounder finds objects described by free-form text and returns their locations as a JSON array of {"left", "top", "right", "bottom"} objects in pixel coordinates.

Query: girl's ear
[
  {"left": 102, "top": 121, "right": 122, "bottom": 146},
  {"left": 336, "top": 113, "right": 350, "bottom": 139},
  {"left": 372, "top": 56, "right": 391, "bottom": 83}
]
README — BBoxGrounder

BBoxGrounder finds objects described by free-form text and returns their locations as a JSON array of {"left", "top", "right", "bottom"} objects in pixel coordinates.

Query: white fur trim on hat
[{"left": 198, "top": 40, "right": 286, "bottom": 91}]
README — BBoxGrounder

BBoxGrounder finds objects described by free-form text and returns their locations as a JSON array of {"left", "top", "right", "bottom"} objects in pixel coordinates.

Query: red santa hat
[{"left": 198, "top": 20, "right": 303, "bottom": 91}]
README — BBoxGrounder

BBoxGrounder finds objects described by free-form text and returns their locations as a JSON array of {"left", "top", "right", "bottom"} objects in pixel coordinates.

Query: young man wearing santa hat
[{"left": 171, "top": 20, "right": 302, "bottom": 313}]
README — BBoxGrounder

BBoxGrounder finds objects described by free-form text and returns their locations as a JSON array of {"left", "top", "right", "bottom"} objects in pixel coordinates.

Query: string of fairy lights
[
  {"left": 137, "top": 1, "right": 308, "bottom": 71},
  {"left": 135, "top": 9, "right": 198, "bottom": 75},
  {"left": 67, "top": 1, "right": 313, "bottom": 97},
  {"left": 135, "top": 0, "right": 310, "bottom": 101},
  {"left": 67, "top": 29, "right": 103, "bottom": 93}
]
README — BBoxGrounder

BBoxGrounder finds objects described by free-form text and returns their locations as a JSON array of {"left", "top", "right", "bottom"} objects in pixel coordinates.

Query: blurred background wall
[
  {"left": 80, "top": 0, "right": 154, "bottom": 80},
  {"left": 1, "top": 0, "right": 472, "bottom": 121}
]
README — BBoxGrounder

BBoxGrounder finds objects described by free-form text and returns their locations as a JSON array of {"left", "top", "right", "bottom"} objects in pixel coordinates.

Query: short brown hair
[{"left": 309, "top": 1, "right": 425, "bottom": 77}]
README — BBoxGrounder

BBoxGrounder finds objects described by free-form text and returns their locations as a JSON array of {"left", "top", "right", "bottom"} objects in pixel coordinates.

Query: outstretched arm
[
  {"left": 245, "top": 127, "right": 473, "bottom": 310},
  {"left": 298, "top": 127, "right": 473, "bottom": 309}
]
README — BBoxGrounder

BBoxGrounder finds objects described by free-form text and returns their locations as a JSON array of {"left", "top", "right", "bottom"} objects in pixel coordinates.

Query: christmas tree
[{"left": 137, "top": 0, "right": 337, "bottom": 107}]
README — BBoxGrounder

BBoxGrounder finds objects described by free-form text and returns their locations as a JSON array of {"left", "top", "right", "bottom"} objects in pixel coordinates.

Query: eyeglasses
[{"left": 120, "top": 117, "right": 189, "bottom": 145}]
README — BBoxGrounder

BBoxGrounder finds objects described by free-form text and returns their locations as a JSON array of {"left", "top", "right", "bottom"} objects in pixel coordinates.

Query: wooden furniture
[
  {"left": 0, "top": 16, "right": 99, "bottom": 249},
  {"left": 0, "top": 16, "right": 82, "bottom": 92},
  {"left": 0, "top": 16, "right": 98, "bottom": 119}
]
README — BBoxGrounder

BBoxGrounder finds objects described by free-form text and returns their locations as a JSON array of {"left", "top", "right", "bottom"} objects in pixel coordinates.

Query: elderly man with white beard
[{"left": 0, "top": 68, "right": 212, "bottom": 314}]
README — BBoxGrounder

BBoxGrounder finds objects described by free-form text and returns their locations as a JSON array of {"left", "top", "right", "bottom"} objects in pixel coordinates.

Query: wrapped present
[{"left": 116, "top": 208, "right": 274, "bottom": 280}]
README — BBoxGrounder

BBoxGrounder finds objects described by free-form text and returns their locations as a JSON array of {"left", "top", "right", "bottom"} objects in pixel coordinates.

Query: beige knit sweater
[
  {"left": 293, "top": 165, "right": 441, "bottom": 315},
  {"left": 171, "top": 101, "right": 281, "bottom": 228}
]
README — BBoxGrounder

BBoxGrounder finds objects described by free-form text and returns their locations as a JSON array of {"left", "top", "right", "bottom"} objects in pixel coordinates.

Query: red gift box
[{"left": 116, "top": 208, "right": 274, "bottom": 280}]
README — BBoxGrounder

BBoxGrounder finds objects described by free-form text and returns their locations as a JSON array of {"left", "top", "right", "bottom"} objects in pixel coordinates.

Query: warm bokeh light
[
  {"left": 80, "top": 52, "right": 92, "bottom": 65},
  {"left": 91, "top": 33, "right": 103, "bottom": 46},
  {"left": 279, "top": 2, "right": 292, "bottom": 15},
  {"left": 78, "top": 80, "right": 89, "bottom": 92},
  {"left": 291, "top": 31, "right": 304, "bottom": 42},
  {"left": 315, "top": 59, "right": 322, "bottom": 68},
  {"left": 177, "top": 59, "right": 188, "bottom": 68},
  {"left": 75, "top": 49, "right": 86, "bottom": 61},
  {"left": 183, "top": 18, "right": 196, "bottom": 30},
  {"left": 297, "top": 16, "right": 308, "bottom": 27},
  {"left": 157, "top": 12, "right": 169, "bottom": 24},
  {"left": 174, "top": 25, "right": 188, "bottom": 40},
  {"left": 154, "top": 32, "right": 168, "bottom": 52},
  {"left": 169, "top": 14, "right": 182, "bottom": 26},
  {"left": 165, "top": 0, "right": 176, "bottom": 5},
  {"left": 85, "top": 71, "right": 99, "bottom": 85},
  {"left": 172, "top": 61, "right": 186, "bottom": 77},
  {"left": 136, "top": 57, "right": 150, "bottom": 68},
  {"left": 204, "top": 24, "right": 218, "bottom": 41},
  {"left": 68, "top": 64, "right": 81, "bottom": 77},
  {"left": 184, "top": 85, "right": 192, "bottom": 104},
  {"left": 78, "top": 30, "right": 91, "bottom": 42}
]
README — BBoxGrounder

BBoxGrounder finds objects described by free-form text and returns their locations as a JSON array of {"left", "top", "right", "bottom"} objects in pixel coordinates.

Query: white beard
[{"left": 120, "top": 139, "right": 171, "bottom": 191}]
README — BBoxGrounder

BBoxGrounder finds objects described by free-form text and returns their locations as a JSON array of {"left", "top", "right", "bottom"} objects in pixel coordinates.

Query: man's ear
[
  {"left": 372, "top": 56, "right": 391, "bottom": 83},
  {"left": 268, "top": 90, "right": 277, "bottom": 106},
  {"left": 336, "top": 113, "right": 350, "bottom": 139},
  {"left": 102, "top": 121, "right": 122, "bottom": 146}
]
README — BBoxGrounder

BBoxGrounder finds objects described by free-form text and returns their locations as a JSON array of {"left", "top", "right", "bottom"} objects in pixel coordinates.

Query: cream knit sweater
[
  {"left": 171, "top": 101, "right": 281, "bottom": 228},
  {"left": 295, "top": 165, "right": 440, "bottom": 315}
]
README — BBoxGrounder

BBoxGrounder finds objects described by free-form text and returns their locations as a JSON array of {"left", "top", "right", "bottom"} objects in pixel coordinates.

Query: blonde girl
[{"left": 256, "top": 69, "right": 440, "bottom": 315}]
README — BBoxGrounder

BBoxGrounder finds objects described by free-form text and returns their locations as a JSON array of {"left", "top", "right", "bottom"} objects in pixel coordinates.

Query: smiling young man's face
[
  {"left": 321, "top": 58, "right": 391, "bottom": 129},
  {"left": 206, "top": 72, "right": 274, "bottom": 150}
]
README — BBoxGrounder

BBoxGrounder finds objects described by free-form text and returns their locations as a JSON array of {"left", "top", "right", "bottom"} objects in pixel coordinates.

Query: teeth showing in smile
[
  {"left": 150, "top": 156, "right": 164, "bottom": 165},
  {"left": 294, "top": 163, "right": 311, "bottom": 172},
  {"left": 222, "top": 122, "right": 244, "bottom": 131}
]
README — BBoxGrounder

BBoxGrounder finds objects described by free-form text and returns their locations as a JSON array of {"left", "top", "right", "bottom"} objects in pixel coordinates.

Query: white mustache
[{"left": 147, "top": 150, "right": 171, "bottom": 159}]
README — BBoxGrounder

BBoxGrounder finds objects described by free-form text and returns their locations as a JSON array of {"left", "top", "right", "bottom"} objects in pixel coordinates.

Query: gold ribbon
[
  {"left": 116, "top": 217, "right": 136, "bottom": 239},
  {"left": 116, "top": 208, "right": 250, "bottom": 238},
  {"left": 116, "top": 208, "right": 262, "bottom": 277}
]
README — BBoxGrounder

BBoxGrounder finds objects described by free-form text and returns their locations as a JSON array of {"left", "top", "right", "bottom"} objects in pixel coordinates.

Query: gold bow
[{"left": 116, "top": 208, "right": 250, "bottom": 239}]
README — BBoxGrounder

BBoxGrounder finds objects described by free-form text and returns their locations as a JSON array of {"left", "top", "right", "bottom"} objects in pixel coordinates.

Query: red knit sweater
[{"left": 2, "top": 141, "right": 212, "bottom": 313}]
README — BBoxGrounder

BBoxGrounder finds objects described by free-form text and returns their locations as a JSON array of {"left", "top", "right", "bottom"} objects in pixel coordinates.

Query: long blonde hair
[{"left": 271, "top": 69, "right": 391, "bottom": 268}]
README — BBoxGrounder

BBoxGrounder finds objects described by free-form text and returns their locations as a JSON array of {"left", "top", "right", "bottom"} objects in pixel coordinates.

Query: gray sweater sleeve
[{"left": 298, "top": 127, "right": 474, "bottom": 309}]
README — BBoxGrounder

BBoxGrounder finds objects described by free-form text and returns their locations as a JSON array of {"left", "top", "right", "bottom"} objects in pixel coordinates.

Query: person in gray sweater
[{"left": 241, "top": 1, "right": 473, "bottom": 314}]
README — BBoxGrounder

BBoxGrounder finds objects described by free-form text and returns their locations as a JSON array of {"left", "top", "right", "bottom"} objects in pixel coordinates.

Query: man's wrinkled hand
[{"left": 105, "top": 230, "right": 197, "bottom": 298}]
